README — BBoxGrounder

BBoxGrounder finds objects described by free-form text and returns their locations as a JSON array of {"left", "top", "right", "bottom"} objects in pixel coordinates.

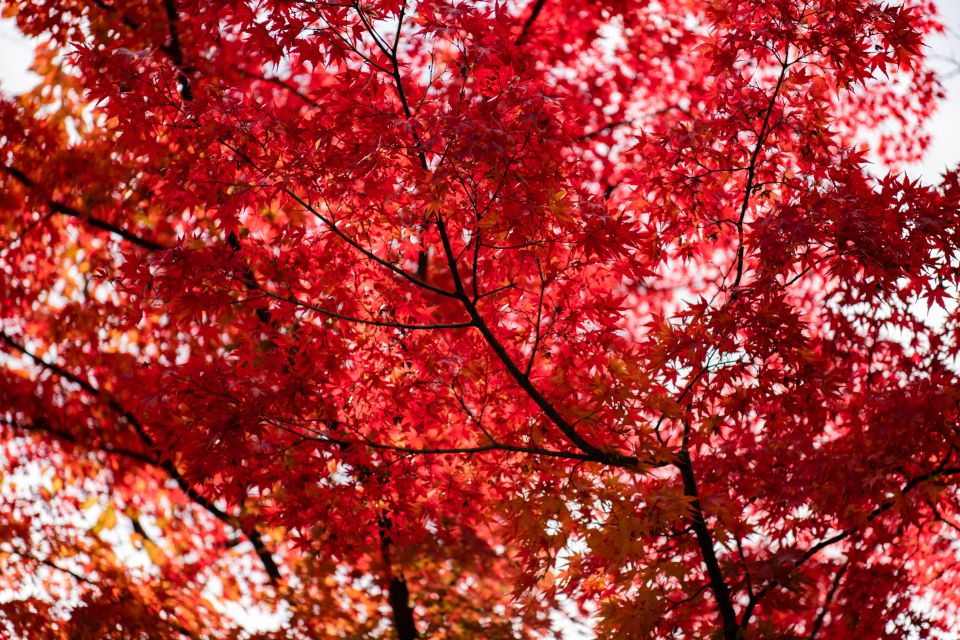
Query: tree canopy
[{"left": 1, "top": 0, "right": 959, "bottom": 637}]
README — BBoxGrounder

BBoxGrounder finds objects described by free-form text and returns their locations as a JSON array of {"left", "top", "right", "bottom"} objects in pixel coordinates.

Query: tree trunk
[{"left": 388, "top": 576, "right": 419, "bottom": 640}]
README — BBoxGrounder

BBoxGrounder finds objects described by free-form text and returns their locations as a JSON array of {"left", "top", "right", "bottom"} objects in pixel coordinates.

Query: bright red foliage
[{"left": 0, "top": 0, "right": 959, "bottom": 637}]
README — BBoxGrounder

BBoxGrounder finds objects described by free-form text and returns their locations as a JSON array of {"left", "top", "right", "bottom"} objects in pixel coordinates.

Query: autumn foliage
[{"left": 1, "top": 0, "right": 959, "bottom": 637}]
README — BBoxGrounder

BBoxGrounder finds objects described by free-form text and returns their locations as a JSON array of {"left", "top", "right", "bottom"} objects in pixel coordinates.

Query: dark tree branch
[
  {"left": 2, "top": 417, "right": 157, "bottom": 467},
  {"left": 248, "top": 285, "right": 473, "bottom": 331},
  {"left": 160, "top": 0, "right": 193, "bottom": 101},
  {"left": 576, "top": 104, "right": 683, "bottom": 142},
  {"left": 9, "top": 550, "right": 99, "bottom": 588},
  {"left": 434, "top": 214, "right": 639, "bottom": 469},
  {"left": 236, "top": 68, "right": 320, "bottom": 107},
  {"left": 0, "top": 332, "right": 282, "bottom": 582},
  {"left": 514, "top": 0, "right": 547, "bottom": 45},
  {"left": 808, "top": 557, "right": 850, "bottom": 639},
  {"left": 741, "top": 457, "right": 960, "bottom": 629},
  {"left": 272, "top": 417, "right": 601, "bottom": 463},
  {"left": 283, "top": 189, "right": 458, "bottom": 299},
  {"left": 2, "top": 164, "right": 167, "bottom": 251},
  {"left": 675, "top": 443, "right": 739, "bottom": 640},
  {"left": 377, "top": 511, "right": 420, "bottom": 640},
  {"left": 388, "top": 576, "right": 420, "bottom": 640},
  {"left": 730, "top": 52, "right": 791, "bottom": 289}
]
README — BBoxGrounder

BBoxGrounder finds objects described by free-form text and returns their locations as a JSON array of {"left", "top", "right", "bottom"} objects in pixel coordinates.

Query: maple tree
[{"left": 0, "top": 0, "right": 959, "bottom": 637}]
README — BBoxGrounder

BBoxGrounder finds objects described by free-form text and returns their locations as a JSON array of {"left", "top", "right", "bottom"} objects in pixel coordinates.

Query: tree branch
[
  {"left": 1, "top": 417, "right": 157, "bottom": 467},
  {"left": 9, "top": 549, "right": 99, "bottom": 588},
  {"left": 272, "top": 418, "right": 600, "bottom": 463},
  {"left": 514, "top": 0, "right": 547, "bottom": 45},
  {"left": 0, "top": 332, "right": 282, "bottom": 582},
  {"left": 247, "top": 285, "right": 473, "bottom": 331},
  {"left": 160, "top": 0, "right": 193, "bottom": 101},
  {"left": 730, "top": 52, "right": 791, "bottom": 289},
  {"left": 2, "top": 164, "right": 167, "bottom": 251},
  {"left": 434, "top": 214, "right": 638, "bottom": 468},
  {"left": 388, "top": 576, "right": 420, "bottom": 640},
  {"left": 808, "top": 557, "right": 850, "bottom": 639},
  {"left": 675, "top": 443, "right": 739, "bottom": 640},
  {"left": 741, "top": 458, "right": 960, "bottom": 629}
]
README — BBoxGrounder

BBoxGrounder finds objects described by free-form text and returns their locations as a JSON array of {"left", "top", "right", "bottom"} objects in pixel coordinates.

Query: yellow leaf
[
  {"left": 92, "top": 504, "right": 117, "bottom": 535},
  {"left": 222, "top": 577, "right": 242, "bottom": 600},
  {"left": 144, "top": 540, "right": 168, "bottom": 565}
]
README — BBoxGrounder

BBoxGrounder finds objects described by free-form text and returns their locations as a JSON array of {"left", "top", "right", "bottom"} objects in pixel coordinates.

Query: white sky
[
  {"left": 0, "top": 19, "right": 34, "bottom": 95},
  {"left": 911, "top": 0, "right": 960, "bottom": 180}
]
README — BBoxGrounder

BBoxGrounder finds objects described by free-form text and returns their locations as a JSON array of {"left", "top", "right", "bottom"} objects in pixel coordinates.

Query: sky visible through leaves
[{"left": 1, "top": 6, "right": 959, "bottom": 179}]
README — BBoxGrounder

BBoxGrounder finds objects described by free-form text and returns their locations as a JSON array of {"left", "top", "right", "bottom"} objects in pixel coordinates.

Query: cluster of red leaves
[{"left": 0, "top": 0, "right": 959, "bottom": 638}]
